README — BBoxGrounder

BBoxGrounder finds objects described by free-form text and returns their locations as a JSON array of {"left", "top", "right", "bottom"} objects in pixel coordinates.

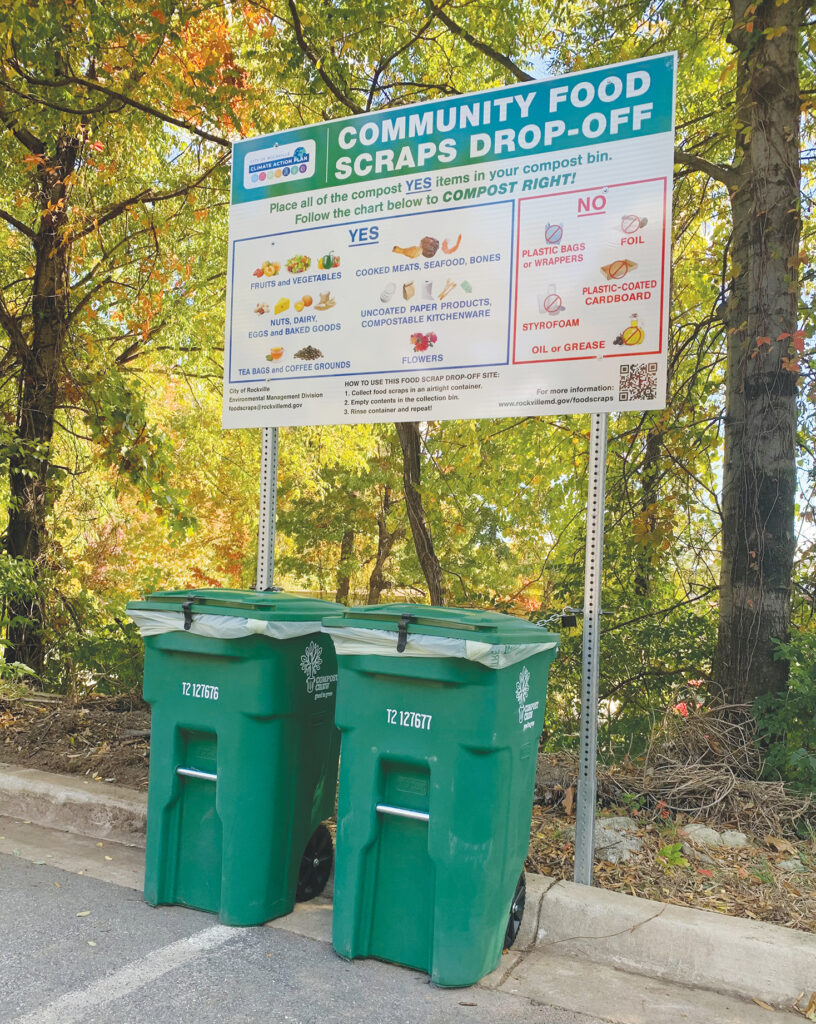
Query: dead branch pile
[{"left": 536, "top": 700, "right": 813, "bottom": 837}]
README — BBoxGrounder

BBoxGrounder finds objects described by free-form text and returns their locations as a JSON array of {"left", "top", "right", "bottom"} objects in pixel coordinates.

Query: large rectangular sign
[{"left": 223, "top": 53, "right": 676, "bottom": 427}]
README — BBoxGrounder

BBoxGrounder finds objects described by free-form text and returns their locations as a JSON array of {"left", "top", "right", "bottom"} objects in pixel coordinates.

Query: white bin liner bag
[
  {"left": 321, "top": 625, "right": 556, "bottom": 669},
  {"left": 127, "top": 608, "right": 323, "bottom": 641}
]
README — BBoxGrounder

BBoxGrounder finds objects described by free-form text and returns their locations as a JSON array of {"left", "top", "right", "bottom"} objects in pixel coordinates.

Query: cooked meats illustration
[
  {"left": 393, "top": 244, "right": 421, "bottom": 259},
  {"left": 420, "top": 236, "right": 440, "bottom": 258}
]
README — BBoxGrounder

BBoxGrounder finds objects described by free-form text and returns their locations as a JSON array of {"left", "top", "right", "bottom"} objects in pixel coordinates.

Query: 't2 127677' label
[
  {"left": 386, "top": 708, "right": 432, "bottom": 731},
  {"left": 181, "top": 682, "right": 219, "bottom": 701}
]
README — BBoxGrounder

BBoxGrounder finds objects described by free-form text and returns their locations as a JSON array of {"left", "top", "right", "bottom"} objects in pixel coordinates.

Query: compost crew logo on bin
[
  {"left": 300, "top": 640, "right": 337, "bottom": 700},
  {"left": 515, "top": 666, "right": 540, "bottom": 730}
]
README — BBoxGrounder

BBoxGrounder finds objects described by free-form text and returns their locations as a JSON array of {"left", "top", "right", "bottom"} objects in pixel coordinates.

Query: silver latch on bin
[
  {"left": 176, "top": 766, "right": 217, "bottom": 782},
  {"left": 376, "top": 803, "right": 429, "bottom": 822},
  {"left": 396, "top": 613, "right": 416, "bottom": 653}
]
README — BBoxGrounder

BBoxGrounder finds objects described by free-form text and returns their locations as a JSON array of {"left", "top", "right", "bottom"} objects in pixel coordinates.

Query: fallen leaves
[
  {"left": 752, "top": 997, "right": 775, "bottom": 1011},
  {"left": 765, "top": 836, "right": 796, "bottom": 855}
]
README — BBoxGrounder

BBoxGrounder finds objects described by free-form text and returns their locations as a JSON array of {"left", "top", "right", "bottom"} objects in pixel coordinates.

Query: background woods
[{"left": 1, "top": 0, "right": 815, "bottom": 790}]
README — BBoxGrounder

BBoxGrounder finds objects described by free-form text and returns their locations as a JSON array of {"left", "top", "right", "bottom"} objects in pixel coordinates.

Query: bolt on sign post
[{"left": 223, "top": 54, "right": 677, "bottom": 881}]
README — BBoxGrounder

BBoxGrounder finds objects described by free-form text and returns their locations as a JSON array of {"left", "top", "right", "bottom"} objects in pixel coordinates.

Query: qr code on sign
[{"left": 619, "top": 362, "right": 658, "bottom": 402}]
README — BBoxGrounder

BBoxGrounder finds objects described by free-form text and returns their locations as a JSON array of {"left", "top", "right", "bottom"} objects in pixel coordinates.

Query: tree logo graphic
[
  {"left": 516, "top": 666, "right": 530, "bottom": 724},
  {"left": 301, "top": 641, "right": 323, "bottom": 694}
]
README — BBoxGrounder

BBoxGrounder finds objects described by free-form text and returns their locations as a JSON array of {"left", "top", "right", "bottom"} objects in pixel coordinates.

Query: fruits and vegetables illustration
[
  {"left": 420, "top": 236, "right": 439, "bottom": 258},
  {"left": 403, "top": 281, "right": 415, "bottom": 300},
  {"left": 620, "top": 214, "right": 648, "bottom": 234},
  {"left": 318, "top": 252, "right": 340, "bottom": 269},
  {"left": 613, "top": 314, "right": 645, "bottom": 346},
  {"left": 294, "top": 345, "right": 323, "bottom": 360},
  {"left": 438, "top": 279, "right": 457, "bottom": 300},
  {"left": 273, "top": 297, "right": 290, "bottom": 315},
  {"left": 601, "top": 259, "right": 638, "bottom": 281},
  {"left": 260, "top": 260, "right": 280, "bottom": 277},
  {"left": 410, "top": 331, "right": 437, "bottom": 352},
  {"left": 266, "top": 347, "right": 284, "bottom": 361},
  {"left": 393, "top": 243, "right": 421, "bottom": 259},
  {"left": 441, "top": 234, "right": 462, "bottom": 254},
  {"left": 286, "top": 254, "right": 311, "bottom": 274},
  {"left": 314, "top": 292, "right": 336, "bottom": 310}
]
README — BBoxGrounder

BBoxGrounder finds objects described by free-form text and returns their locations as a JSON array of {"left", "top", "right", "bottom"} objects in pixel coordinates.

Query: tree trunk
[
  {"left": 334, "top": 528, "right": 355, "bottom": 604},
  {"left": 367, "top": 487, "right": 403, "bottom": 604},
  {"left": 394, "top": 421, "right": 445, "bottom": 604},
  {"left": 4, "top": 132, "right": 77, "bottom": 673},
  {"left": 715, "top": 0, "right": 803, "bottom": 703},
  {"left": 633, "top": 424, "right": 663, "bottom": 598}
]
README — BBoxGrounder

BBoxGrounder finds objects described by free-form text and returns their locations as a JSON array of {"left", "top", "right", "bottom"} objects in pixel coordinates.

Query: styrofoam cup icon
[{"left": 538, "top": 285, "right": 564, "bottom": 314}]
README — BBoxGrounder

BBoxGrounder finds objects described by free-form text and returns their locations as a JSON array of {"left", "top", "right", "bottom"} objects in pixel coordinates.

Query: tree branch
[
  {"left": 424, "top": 0, "right": 533, "bottom": 82},
  {"left": 0, "top": 291, "right": 30, "bottom": 367},
  {"left": 0, "top": 94, "right": 44, "bottom": 154},
  {"left": 0, "top": 208, "right": 35, "bottom": 240},
  {"left": 674, "top": 147, "right": 737, "bottom": 188},
  {"left": 6, "top": 62, "right": 230, "bottom": 148},
  {"left": 287, "top": 0, "right": 363, "bottom": 113},
  {"left": 73, "top": 151, "right": 229, "bottom": 240}
]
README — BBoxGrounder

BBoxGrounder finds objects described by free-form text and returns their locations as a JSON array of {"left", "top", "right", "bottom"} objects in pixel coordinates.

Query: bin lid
[
  {"left": 323, "top": 603, "right": 555, "bottom": 644},
  {"left": 322, "top": 603, "right": 559, "bottom": 668},
  {"left": 129, "top": 589, "right": 341, "bottom": 621},
  {"left": 126, "top": 589, "right": 342, "bottom": 641}
]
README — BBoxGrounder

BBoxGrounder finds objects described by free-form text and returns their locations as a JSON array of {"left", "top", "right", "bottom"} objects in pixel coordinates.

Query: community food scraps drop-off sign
[{"left": 223, "top": 53, "right": 675, "bottom": 428}]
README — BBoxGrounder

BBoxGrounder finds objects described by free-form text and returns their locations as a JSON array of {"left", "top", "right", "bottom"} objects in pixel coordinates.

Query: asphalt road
[{"left": 0, "top": 853, "right": 602, "bottom": 1024}]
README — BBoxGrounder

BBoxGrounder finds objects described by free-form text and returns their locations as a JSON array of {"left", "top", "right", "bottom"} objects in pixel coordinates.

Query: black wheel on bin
[
  {"left": 296, "top": 823, "right": 333, "bottom": 902},
  {"left": 503, "top": 872, "right": 526, "bottom": 949}
]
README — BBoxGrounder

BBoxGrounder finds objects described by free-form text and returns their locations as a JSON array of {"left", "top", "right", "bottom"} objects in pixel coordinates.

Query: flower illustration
[{"left": 410, "top": 331, "right": 438, "bottom": 352}]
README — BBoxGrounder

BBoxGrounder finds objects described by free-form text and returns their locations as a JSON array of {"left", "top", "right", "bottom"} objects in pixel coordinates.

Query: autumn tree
[{"left": 0, "top": 1, "right": 244, "bottom": 673}]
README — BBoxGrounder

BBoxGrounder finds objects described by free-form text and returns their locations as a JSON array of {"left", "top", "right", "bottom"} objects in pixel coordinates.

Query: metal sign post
[
  {"left": 256, "top": 426, "right": 279, "bottom": 591},
  {"left": 574, "top": 411, "right": 609, "bottom": 885}
]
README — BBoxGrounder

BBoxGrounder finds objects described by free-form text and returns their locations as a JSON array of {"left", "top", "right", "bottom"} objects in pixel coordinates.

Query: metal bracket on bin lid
[
  {"left": 181, "top": 599, "right": 193, "bottom": 631},
  {"left": 396, "top": 613, "right": 417, "bottom": 653}
]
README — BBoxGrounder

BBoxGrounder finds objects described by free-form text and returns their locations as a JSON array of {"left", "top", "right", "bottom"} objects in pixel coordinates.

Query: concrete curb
[
  {"left": 520, "top": 874, "right": 816, "bottom": 1007},
  {"left": 2, "top": 763, "right": 814, "bottom": 1009},
  {"left": 0, "top": 763, "right": 146, "bottom": 848}
]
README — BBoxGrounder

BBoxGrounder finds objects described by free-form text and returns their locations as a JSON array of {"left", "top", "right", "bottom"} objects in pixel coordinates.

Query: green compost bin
[
  {"left": 126, "top": 589, "right": 342, "bottom": 927},
  {"left": 322, "top": 604, "right": 559, "bottom": 988}
]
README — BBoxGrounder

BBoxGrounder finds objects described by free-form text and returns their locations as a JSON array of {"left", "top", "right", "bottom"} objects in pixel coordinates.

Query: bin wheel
[
  {"left": 296, "top": 823, "right": 333, "bottom": 902},
  {"left": 503, "top": 871, "right": 526, "bottom": 950}
]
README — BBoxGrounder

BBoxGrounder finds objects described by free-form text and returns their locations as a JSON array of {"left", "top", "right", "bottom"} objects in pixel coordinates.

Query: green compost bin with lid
[
  {"left": 126, "top": 589, "right": 342, "bottom": 927},
  {"left": 322, "top": 603, "right": 559, "bottom": 988}
]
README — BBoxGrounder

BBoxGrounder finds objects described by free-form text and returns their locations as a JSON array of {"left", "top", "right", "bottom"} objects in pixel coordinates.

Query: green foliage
[
  {"left": 657, "top": 842, "right": 689, "bottom": 869},
  {"left": 754, "top": 631, "right": 816, "bottom": 792},
  {"left": 0, "top": 660, "right": 38, "bottom": 698}
]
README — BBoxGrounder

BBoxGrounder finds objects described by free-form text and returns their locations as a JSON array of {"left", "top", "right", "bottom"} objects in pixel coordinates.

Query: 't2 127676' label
[
  {"left": 386, "top": 708, "right": 432, "bottom": 731},
  {"left": 181, "top": 682, "right": 219, "bottom": 701}
]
